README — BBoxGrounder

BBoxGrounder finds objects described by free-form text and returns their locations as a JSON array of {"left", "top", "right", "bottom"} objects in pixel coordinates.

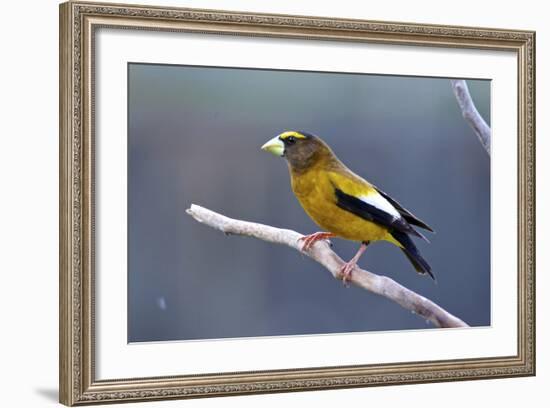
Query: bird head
[{"left": 261, "top": 131, "right": 333, "bottom": 171}]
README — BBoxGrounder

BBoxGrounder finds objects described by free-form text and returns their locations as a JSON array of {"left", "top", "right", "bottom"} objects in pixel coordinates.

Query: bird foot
[
  {"left": 340, "top": 261, "right": 357, "bottom": 287},
  {"left": 298, "top": 232, "right": 335, "bottom": 252},
  {"left": 339, "top": 242, "right": 369, "bottom": 287}
]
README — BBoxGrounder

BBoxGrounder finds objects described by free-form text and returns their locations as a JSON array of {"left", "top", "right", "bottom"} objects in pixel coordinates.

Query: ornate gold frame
[{"left": 59, "top": 1, "right": 535, "bottom": 405}]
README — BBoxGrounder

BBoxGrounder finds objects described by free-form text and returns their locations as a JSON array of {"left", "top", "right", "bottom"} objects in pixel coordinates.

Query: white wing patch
[{"left": 358, "top": 192, "right": 401, "bottom": 220}]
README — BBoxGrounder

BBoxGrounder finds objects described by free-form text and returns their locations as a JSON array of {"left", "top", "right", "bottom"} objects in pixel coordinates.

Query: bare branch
[
  {"left": 451, "top": 79, "right": 491, "bottom": 155},
  {"left": 186, "top": 204, "right": 469, "bottom": 329}
]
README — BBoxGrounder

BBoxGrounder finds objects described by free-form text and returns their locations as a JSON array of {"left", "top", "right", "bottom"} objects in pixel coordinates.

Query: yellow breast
[{"left": 290, "top": 169, "right": 391, "bottom": 243}]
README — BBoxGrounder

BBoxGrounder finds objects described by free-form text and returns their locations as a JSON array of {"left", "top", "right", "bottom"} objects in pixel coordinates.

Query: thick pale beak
[{"left": 261, "top": 136, "right": 285, "bottom": 157}]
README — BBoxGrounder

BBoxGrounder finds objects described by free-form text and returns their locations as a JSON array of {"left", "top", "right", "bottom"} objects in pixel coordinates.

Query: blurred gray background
[{"left": 128, "top": 63, "right": 490, "bottom": 342}]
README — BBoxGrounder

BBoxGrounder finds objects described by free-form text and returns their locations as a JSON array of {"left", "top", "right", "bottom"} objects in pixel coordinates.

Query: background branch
[
  {"left": 186, "top": 204, "right": 469, "bottom": 329},
  {"left": 451, "top": 79, "right": 491, "bottom": 155}
]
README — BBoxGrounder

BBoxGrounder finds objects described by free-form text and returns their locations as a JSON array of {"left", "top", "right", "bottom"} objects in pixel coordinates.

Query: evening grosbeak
[{"left": 261, "top": 130, "right": 435, "bottom": 284}]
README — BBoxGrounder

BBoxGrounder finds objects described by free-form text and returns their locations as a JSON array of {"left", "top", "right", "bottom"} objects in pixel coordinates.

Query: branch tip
[{"left": 450, "top": 79, "right": 491, "bottom": 155}]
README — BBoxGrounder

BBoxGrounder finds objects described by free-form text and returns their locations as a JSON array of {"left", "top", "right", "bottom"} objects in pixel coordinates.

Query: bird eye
[{"left": 286, "top": 136, "right": 296, "bottom": 145}]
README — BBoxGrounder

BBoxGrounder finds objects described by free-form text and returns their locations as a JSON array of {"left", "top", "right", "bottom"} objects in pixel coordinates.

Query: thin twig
[
  {"left": 186, "top": 204, "right": 469, "bottom": 329},
  {"left": 451, "top": 79, "right": 491, "bottom": 155}
]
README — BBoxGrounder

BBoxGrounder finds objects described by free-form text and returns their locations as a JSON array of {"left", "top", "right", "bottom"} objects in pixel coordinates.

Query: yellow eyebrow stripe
[{"left": 279, "top": 131, "right": 307, "bottom": 140}]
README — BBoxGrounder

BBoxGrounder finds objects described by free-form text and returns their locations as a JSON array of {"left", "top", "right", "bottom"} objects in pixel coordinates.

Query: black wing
[
  {"left": 334, "top": 187, "right": 429, "bottom": 242},
  {"left": 373, "top": 186, "right": 434, "bottom": 233}
]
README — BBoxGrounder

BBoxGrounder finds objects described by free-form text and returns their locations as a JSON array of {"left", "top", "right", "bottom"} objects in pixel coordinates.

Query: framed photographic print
[{"left": 59, "top": 1, "right": 535, "bottom": 405}]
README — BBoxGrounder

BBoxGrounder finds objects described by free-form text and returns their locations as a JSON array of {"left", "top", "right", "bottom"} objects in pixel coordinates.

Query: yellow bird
[{"left": 261, "top": 130, "right": 435, "bottom": 284}]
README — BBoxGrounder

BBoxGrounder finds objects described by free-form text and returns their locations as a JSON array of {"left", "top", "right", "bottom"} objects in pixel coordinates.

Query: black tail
[{"left": 392, "top": 230, "right": 435, "bottom": 281}]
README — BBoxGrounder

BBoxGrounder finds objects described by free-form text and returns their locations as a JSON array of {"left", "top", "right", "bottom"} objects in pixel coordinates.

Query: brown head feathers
[{"left": 279, "top": 131, "right": 338, "bottom": 173}]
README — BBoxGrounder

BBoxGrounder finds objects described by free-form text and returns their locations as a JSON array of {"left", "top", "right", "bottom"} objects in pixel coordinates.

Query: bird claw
[
  {"left": 340, "top": 262, "right": 355, "bottom": 287},
  {"left": 298, "top": 232, "right": 334, "bottom": 252}
]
